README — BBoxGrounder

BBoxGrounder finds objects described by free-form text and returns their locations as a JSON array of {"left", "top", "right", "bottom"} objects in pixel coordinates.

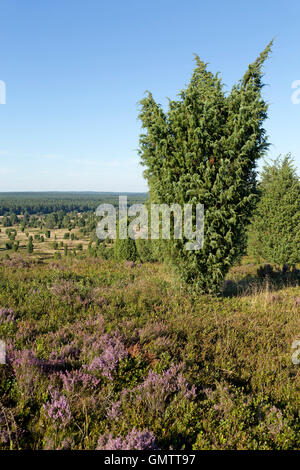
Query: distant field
[
  {"left": 0, "top": 191, "right": 147, "bottom": 258},
  {"left": 0, "top": 225, "right": 90, "bottom": 257}
]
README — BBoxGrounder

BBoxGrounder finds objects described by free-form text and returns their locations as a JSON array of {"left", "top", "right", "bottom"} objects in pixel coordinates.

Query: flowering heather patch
[
  {"left": 87, "top": 331, "right": 128, "bottom": 380},
  {"left": 43, "top": 390, "right": 72, "bottom": 429},
  {"left": 0, "top": 410, "right": 10, "bottom": 445},
  {"left": 52, "top": 343, "right": 80, "bottom": 361},
  {"left": 0, "top": 256, "right": 31, "bottom": 269},
  {"left": 10, "top": 348, "right": 39, "bottom": 368},
  {"left": 0, "top": 307, "right": 16, "bottom": 323},
  {"left": 97, "top": 428, "right": 158, "bottom": 450},
  {"left": 107, "top": 363, "right": 197, "bottom": 426},
  {"left": 107, "top": 400, "right": 122, "bottom": 420},
  {"left": 9, "top": 347, "right": 68, "bottom": 379},
  {"left": 0, "top": 407, "right": 20, "bottom": 447},
  {"left": 45, "top": 328, "right": 75, "bottom": 351},
  {"left": 59, "top": 369, "right": 100, "bottom": 392},
  {"left": 50, "top": 279, "right": 106, "bottom": 309},
  {"left": 0, "top": 255, "right": 299, "bottom": 450},
  {"left": 137, "top": 364, "right": 196, "bottom": 400},
  {"left": 50, "top": 280, "right": 82, "bottom": 305},
  {"left": 14, "top": 320, "right": 39, "bottom": 344},
  {"left": 59, "top": 438, "right": 73, "bottom": 450},
  {"left": 265, "top": 406, "right": 284, "bottom": 436}
]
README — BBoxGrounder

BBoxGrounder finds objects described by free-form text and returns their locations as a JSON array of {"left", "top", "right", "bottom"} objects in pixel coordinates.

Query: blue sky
[{"left": 0, "top": 0, "right": 299, "bottom": 191}]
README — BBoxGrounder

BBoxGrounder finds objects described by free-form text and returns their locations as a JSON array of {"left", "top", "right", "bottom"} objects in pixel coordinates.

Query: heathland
[{"left": 0, "top": 192, "right": 299, "bottom": 449}]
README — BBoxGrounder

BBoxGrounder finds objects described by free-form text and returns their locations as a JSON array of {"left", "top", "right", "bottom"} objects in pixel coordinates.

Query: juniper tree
[
  {"left": 114, "top": 237, "right": 137, "bottom": 262},
  {"left": 114, "top": 230, "right": 137, "bottom": 262},
  {"left": 27, "top": 236, "right": 34, "bottom": 254},
  {"left": 248, "top": 155, "right": 300, "bottom": 266},
  {"left": 138, "top": 43, "right": 272, "bottom": 293}
]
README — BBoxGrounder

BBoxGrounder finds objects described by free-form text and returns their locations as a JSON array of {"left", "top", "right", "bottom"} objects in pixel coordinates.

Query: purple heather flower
[
  {"left": 59, "top": 438, "right": 73, "bottom": 450},
  {"left": 1, "top": 256, "right": 30, "bottom": 269},
  {"left": 0, "top": 411, "right": 9, "bottom": 445},
  {"left": 43, "top": 390, "right": 72, "bottom": 429},
  {"left": 97, "top": 428, "right": 158, "bottom": 450},
  {"left": 87, "top": 331, "right": 128, "bottom": 380},
  {"left": 107, "top": 400, "right": 122, "bottom": 420},
  {"left": 11, "top": 348, "right": 67, "bottom": 374},
  {"left": 60, "top": 369, "right": 100, "bottom": 392},
  {"left": 136, "top": 364, "right": 196, "bottom": 402},
  {"left": 109, "top": 364, "right": 196, "bottom": 419},
  {"left": 0, "top": 307, "right": 16, "bottom": 323},
  {"left": 266, "top": 406, "right": 284, "bottom": 436}
]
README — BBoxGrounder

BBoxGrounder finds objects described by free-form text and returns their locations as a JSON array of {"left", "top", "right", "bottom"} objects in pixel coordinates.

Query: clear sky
[{"left": 0, "top": 0, "right": 299, "bottom": 191}]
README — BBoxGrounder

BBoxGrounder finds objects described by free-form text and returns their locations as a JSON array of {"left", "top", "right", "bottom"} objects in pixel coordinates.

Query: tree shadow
[{"left": 222, "top": 264, "right": 300, "bottom": 297}]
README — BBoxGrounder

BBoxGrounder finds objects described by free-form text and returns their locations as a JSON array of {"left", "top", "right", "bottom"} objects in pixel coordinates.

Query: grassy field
[
  {"left": 0, "top": 250, "right": 299, "bottom": 450},
  {"left": 0, "top": 224, "right": 91, "bottom": 257}
]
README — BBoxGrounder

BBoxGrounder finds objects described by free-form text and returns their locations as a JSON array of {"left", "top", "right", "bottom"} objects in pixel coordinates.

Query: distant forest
[{"left": 0, "top": 192, "right": 148, "bottom": 215}]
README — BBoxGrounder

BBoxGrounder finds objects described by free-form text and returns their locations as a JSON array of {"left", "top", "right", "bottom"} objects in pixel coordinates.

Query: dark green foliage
[
  {"left": 138, "top": 43, "right": 272, "bottom": 293},
  {"left": 135, "top": 238, "right": 157, "bottom": 262},
  {"left": 114, "top": 218, "right": 138, "bottom": 262},
  {"left": 114, "top": 237, "right": 137, "bottom": 262},
  {"left": 97, "top": 242, "right": 114, "bottom": 260},
  {"left": 5, "top": 241, "right": 13, "bottom": 250},
  {"left": 0, "top": 192, "right": 147, "bottom": 216},
  {"left": 12, "top": 241, "right": 19, "bottom": 252},
  {"left": 27, "top": 236, "right": 34, "bottom": 253},
  {"left": 6, "top": 229, "right": 16, "bottom": 241},
  {"left": 54, "top": 251, "right": 61, "bottom": 260},
  {"left": 2, "top": 216, "right": 12, "bottom": 227},
  {"left": 248, "top": 155, "right": 300, "bottom": 265}
]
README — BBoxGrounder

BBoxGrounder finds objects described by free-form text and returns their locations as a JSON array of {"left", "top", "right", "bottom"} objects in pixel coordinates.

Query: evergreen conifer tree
[
  {"left": 114, "top": 237, "right": 137, "bottom": 262},
  {"left": 138, "top": 43, "right": 272, "bottom": 293},
  {"left": 248, "top": 154, "right": 300, "bottom": 265},
  {"left": 27, "top": 236, "right": 34, "bottom": 254}
]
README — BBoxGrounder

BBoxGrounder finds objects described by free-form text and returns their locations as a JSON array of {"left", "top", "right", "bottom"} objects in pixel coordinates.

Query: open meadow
[{"left": 0, "top": 246, "right": 299, "bottom": 450}]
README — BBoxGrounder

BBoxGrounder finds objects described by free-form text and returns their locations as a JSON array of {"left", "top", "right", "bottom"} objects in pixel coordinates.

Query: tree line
[{"left": 0, "top": 192, "right": 147, "bottom": 216}]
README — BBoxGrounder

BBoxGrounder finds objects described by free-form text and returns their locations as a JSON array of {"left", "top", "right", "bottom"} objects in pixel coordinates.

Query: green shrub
[
  {"left": 114, "top": 237, "right": 137, "bottom": 262},
  {"left": 97, "top": 243, "right": 113, "bottom": 260},
  {"left": 135, "top": 238, "right": 157, "bottom": 262},
  {"left": 54, "top": 251, "right": 61, "bottom": 260}
]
